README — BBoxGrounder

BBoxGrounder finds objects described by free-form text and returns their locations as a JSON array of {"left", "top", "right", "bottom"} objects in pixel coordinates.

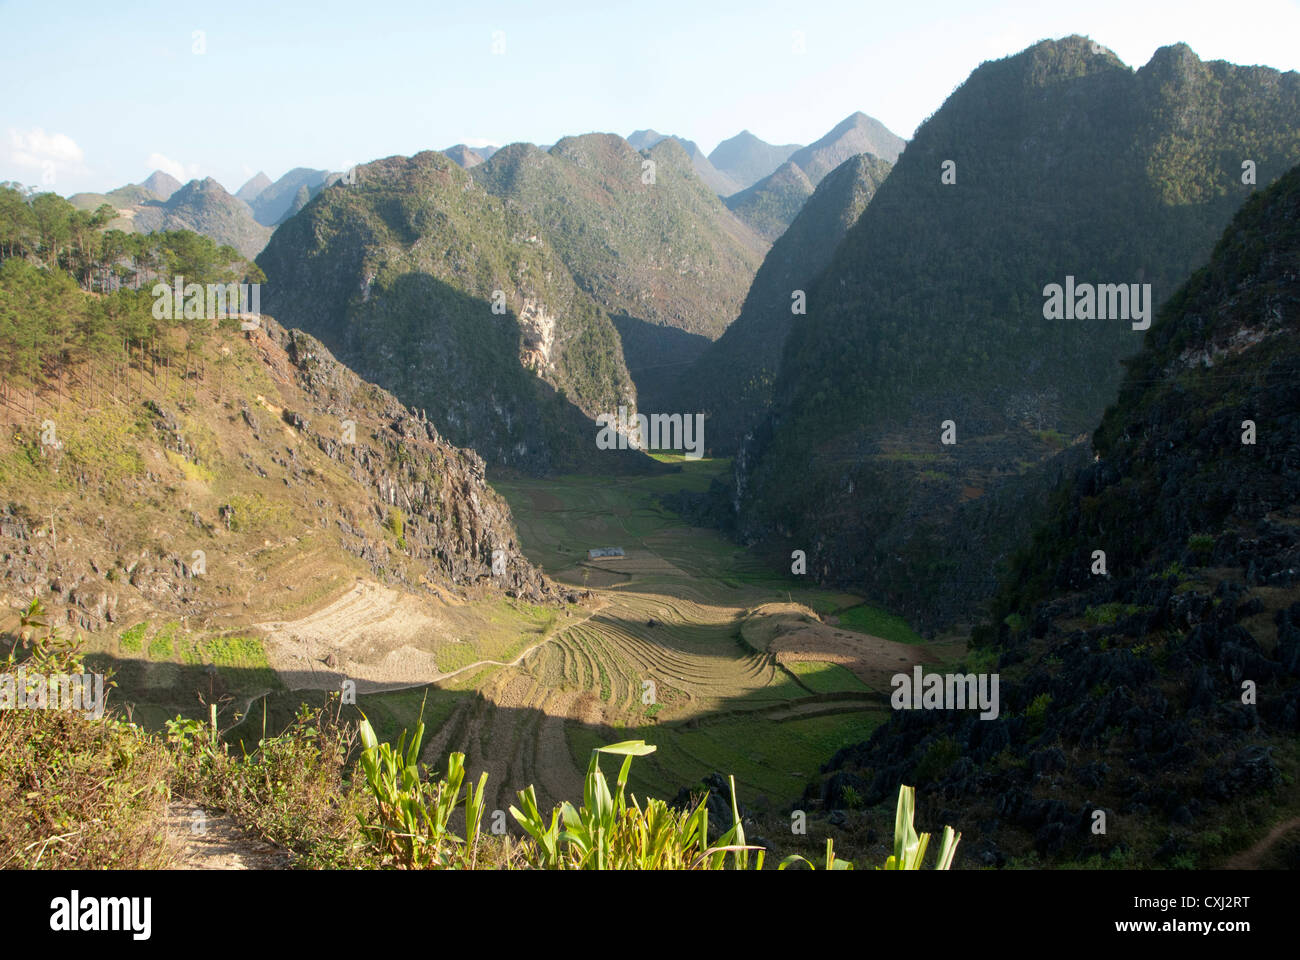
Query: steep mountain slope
[
  {"left": 235, "top": 171, "right": 272, "bottom": 205},
  {"left": 140, "top": 169, "right": 182, "bottom": 200},
  {"left": 708, "top": 130, "right": 802, "bottom": 191},
  {"left": 256, "top": 151, "right": 642, "bottom": 475},
  {"left": 675, "top": 152, "right": 893, "bottom": 453},
  {"left": 738, "top": 37, "right": 1300, "bottom": 630},
  {"left": 726, "top": 112, "right": 905, "bottom": 237},
  {"left": 804, "top": 163, "right": 1300, "bottom": 868},
  {"left": 787, "top": 111, "right": 905, "bottom": 179},
  {"left": 132, "top": 178, "right": 272, "bottom": 259}
]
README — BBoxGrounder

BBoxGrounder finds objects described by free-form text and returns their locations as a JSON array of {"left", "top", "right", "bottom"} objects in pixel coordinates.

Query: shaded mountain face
[
  {"left": 249, "top": 167, "right": 336, "bottom": 225},
  {"left": 708, "top": 130, "right": 802, "bottom": 191},
  {"left": 132, "top": 177, "right": 272, "bottom": 259},
  {"left": 473, "top": 134, "right": 765, "bottom": 379},
  {"left": 725, "top": 111, "right": 905, "bottom": 238},
  {"left": 256, "top": 151, "right": 644, "bottom": 476},
  {"left": 737, "top": 37, "right": 1300, "bottom": 631},
  {"left": 673, "top": 152, "right": 893, "bottom": 454},
  {"left": 235, "top": 171, "right": 272, "bottom": 205},
  {"left": 804, "top": 164, "right": 1300, "bottom": 868},
  {"left": 139, "top": 169, "right": 182, "bottom": 200}
]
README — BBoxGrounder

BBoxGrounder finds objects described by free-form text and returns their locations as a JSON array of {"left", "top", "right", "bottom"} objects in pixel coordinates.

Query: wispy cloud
[{"left": 5, "top": 127, "right": 87, "bottom": 187}]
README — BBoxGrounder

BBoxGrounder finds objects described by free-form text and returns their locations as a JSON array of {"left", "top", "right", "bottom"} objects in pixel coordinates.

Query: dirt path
[
  {"left": 163, "top": 801, "right": 289, "bottom": 870},
  {"left": 1222, "top": 815, "right": 1300, "bottom": 869}
]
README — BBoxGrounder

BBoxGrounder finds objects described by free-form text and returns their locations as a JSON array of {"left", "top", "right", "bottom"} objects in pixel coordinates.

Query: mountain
[
  {"left": 723, "top": 159, "right": 816, "bottom": 241},
  {"left": 65, "top": 177, "right": 270, "bottom": 256},
  {"left": 66, "top": 184, "right": 158, "bottom": 230},
  {"left": 674, "top": 152, "right": 893, "bottom": 453},
  {"left": 735, "top": 37, "right": 1300, "bottom": 631},
  {"left": 140, "top": 169, "right": 182, "bottom": 200},
  {"left": 235, "top": 171, "right": 273, "bottom": 205},
  {"left": 627, "top": 129, "right": 742, "bottom": 196},
  {"left": 132, "top": 177, "right": 272, "bottom": 259},
  {"left": 786, "top": 111, "right": 905, "bottom": 181},
  {"left": 475, "top": 135, "right": 764, "bottom": 338},
  {"left": 473, "top": 134, "right": 766, "bottom": 408},
  {"left": 725, "top": 112, "right": 904, "bottom": 237},
  {"left": 443, "top": 144, "right": 485, "bottom": 168},
  {"left": 708, "top": 130, "right": 802, "bottom": 190},
  {"left": 803, "top": 163, "right": 1300, "bottom": 868},
  {"left": 256, "top": 151, "right": 644, "bottom": 475},
  {"left": 626, "top": 129, "right": 668, "bottom": 151},
  {"left": 0, "top": 257, "right": 576, "bottom": 739},
  {"left": 249, "top": 167, "right": 336, "bottom": 226}
]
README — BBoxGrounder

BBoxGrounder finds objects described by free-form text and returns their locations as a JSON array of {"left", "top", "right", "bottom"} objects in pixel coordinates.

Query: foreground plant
[
  {"left": 511, "top": 740, "right": 763, "bottom": 870},
  {"left": 779, "top": 784, "right": 960, "bottom": 870},
  {"left": 355, "top": 712, "right": 487, "bottom": 869}
]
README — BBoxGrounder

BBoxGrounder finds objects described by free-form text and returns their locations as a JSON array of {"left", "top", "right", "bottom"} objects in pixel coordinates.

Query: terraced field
[{"left": 360, "top": 457, "right": 956, "bottom": 814}]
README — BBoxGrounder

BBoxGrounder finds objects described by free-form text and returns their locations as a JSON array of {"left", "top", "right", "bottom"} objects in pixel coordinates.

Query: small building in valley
[{"left": 586, "top": 547, "right": 625, "bottom": 560}]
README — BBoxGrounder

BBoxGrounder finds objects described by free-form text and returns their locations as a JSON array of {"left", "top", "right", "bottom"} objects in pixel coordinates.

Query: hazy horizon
[{"left": 5, "top": 0, "right": 1300, "bottom": 196}]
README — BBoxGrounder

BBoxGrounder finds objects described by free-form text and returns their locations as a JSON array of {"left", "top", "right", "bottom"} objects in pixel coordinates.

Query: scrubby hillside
[
  {"left": 474, "top": 134, "right": 766, "bottom": 341},
  {"left": 802, "top": 163, "right": 1300, "bottom": 869},
  {"left": 738, "top": 37, "right": 1300, "bottom": 631},
  {"left": 257, "top": 151, "right": 644, "bottom": 475},
  {"left": 1, "top": 245, "right": 578, "bottom": 733}
]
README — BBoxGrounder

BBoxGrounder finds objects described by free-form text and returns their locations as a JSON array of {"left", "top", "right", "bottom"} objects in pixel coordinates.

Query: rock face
[
  {"left": 272, "top": 321, "right": 563, "bottom": 602},
  {"left": 801, "top": 164, "right": 1300, "bottom": 867}
]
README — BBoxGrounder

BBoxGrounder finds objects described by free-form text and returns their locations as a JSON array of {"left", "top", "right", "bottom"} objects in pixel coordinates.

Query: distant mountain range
[
  {"left": 627, "top": 129, "right": 742, "bottom": 196},
  {"left": 256, "top": 128, "right": 772, "bottom": 472},
  {"left": 707, "top": 130, "right": 801, "bottom": 191},
  {"left": 725, "top": 112, "right": 906, "bottom": 239},
  {"left": 65, "top": 166, "right": 346, "bottom": 257}
]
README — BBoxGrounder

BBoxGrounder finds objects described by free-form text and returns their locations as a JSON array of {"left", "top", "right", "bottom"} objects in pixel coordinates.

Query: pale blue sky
[{"left": 4, "top": 0, "right": 1299, "bottom": 195}]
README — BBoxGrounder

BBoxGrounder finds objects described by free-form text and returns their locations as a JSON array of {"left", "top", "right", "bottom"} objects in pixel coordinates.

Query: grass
[
  {"left": 147, "top": 623, "right": 177, "bottom": 660},
  {"left": 835, "top": 604, "right": 926, "bottom": 644},
  {"left": 572, "top": 710, "right": 889, "bottom": 802},
  {"left": 785, "top": 660, "right": 870, "bottom": 694},
  {"left": 118, "top": 622, "right": 148, "bottom": 656}
]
